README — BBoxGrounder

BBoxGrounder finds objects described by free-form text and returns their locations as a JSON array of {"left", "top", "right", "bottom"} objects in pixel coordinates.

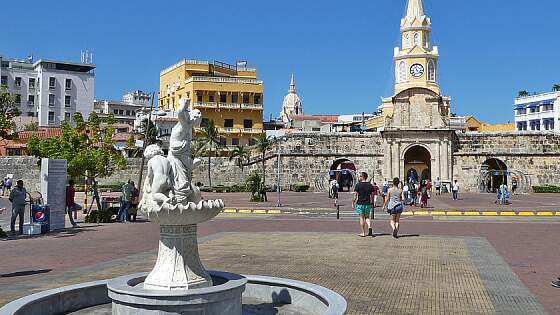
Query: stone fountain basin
[
  {"left": 142, "top": 199, "right": 224, "bottom": 225},
  {"left": 0, "top": 271, "right": 347, "bottom": 315}
]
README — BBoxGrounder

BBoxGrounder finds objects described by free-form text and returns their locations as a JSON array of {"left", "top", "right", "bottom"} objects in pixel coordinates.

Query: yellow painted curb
[
  {"left": 482, "top": 212, "right": 499, "bottom": 216},
  {"left": 267, "top": 210, "right": 282, "bottom": 214},
  {"left": 414, "top": 211, "right": 430, "bottom": 215},
  {"left": 402, "top": 212, "right": 414, "bottom": 216},
  {"left": 500, "top": 212, "right": 516, "bottom": 216},
  {"left": 537, "top": 212, "right": 554, "bottom": 216},
  {"left": 446, "top": 211, "right": 463, "bottom": 216},
  {"left": 223, "top": 209, "right": 237, "bottom": 213},
  {"left": 430, "top": 211, "right": 446, "bottom": 216},
  {"left": 518, "top": 212, "right": 535, "bottom": 216},
  {"left": 253, "top": 210, "right": 267, "bottom": 214},
  {"left": 238, "top": 209, "right": 252, "bottom": 214},
  {"left": 556, "top": 212, "right": 560, "bottom": 216},
  {"left": 463, "top": 212, "right": 481, "bottom": 216}
]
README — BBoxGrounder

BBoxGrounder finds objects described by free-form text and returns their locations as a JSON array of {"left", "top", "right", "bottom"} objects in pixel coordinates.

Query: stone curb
[{"left": 221, "top": 208, "right": 560, "bottom": 217}]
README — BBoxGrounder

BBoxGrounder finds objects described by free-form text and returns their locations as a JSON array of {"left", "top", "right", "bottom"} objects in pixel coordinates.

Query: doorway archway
[
  {"left": 403, "top": 145, "right": 432, "bottom": 183},
  {"left": 329, "top": 158, "right": 357, "bottom": 191},
  {"left": 480, "top": 158, "right": 508, "bottom": 193}
]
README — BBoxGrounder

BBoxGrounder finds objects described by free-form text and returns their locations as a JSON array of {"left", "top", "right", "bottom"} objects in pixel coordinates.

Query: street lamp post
[{"left": 276, "top": 136, "right": 286, "bottom": 207}]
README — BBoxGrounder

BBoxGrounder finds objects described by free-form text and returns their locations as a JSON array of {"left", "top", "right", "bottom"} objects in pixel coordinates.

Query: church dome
[{"left": 280, "top": 74, "right": 304, "bottom": 122}]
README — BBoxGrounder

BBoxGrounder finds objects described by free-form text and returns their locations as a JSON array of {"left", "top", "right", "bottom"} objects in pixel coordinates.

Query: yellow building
[
  {"left": 466, "top": 116, "right": 515, "bottom": 132},
  {"left": 159, "top": 59, "right": 264, "bottom": 147}
]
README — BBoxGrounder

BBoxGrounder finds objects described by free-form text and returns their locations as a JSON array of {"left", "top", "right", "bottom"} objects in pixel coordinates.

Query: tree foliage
[
  {"left": 255, "top": 133, "right": 271, "bottom": 186},
  {"left": 198, "top": 120, "right": 222, "bottom": 188},
  {"left": 229, "top": 145, "right": 250, "bottom": 171},
  {"left": 0, "top": 87, "right": 20, "bottom": 140}
]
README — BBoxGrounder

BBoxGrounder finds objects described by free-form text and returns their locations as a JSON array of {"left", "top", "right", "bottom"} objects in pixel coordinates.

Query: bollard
[{"left": 336, "top": 205, "right": 340, "bottom": 220}]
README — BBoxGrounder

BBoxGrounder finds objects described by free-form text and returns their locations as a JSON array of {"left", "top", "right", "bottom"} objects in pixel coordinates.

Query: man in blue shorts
[{"left": 352, "top": 172, "right": 375, "bottom": 238}]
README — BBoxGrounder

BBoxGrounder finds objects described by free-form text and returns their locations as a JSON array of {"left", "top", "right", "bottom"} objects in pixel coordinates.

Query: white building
[
  {"left": 0, "top": 55, "right": 95, "bottom": 127},
  {"left": 514, "top": 91, "right": 559, "bottom": 132},
  {"left": 94, "top": 90, "right": 152, "bottom": 126}
]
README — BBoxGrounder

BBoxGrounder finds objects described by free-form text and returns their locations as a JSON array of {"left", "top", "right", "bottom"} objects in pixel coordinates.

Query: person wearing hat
[{"left": 9, "top": 179, "right": 27, "bottom": 235}]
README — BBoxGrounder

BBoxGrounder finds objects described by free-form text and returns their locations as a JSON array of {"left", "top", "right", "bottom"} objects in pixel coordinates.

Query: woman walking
[{"left": 384, "top": 177, "right": 405, "bottom": 238}]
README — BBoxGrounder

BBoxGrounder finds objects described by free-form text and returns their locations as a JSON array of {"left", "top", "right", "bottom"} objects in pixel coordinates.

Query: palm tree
[
  {"left": 199, "top": 120, "right": 221, "bottom": 188},
  {"left": 553, "top": 84, "right": 560, "bottom": 92},
  {"left": 518, "top": 90, "right": 529, "bottom": 97},
  {"left": 229, "top": 145, "right": 250, "bottom": 171},
  {"left": 255, "top": 133, "right": 271, "bottom": 187}
]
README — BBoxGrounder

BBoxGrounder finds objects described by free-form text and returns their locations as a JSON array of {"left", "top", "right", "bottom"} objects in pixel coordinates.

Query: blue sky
[{"left": 2, "top": 0, "right": 559, "bottom": 123}]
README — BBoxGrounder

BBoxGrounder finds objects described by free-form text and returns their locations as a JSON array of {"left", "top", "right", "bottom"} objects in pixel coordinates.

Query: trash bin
[{"left": 31, "top": 204, "right": 50, "bottom": 234}]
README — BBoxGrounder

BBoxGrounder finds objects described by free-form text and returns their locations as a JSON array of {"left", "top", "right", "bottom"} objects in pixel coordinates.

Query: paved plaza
[{"left": 1, "top": 204, "right": 559, "bottom": 314}]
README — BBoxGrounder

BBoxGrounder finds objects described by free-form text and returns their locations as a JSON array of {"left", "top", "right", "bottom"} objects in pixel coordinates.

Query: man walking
[
  {"left": 117, "top": 180, "right": 133, "bottom": 223},
  {"left": 352, "top": 172, "right": 375, "bottom": 238},
  {"left": 434, "top": 177, "right": 441, "bottom": 195},
  {"left": 9, "top": 179, "right": 27, "bottom": 235},
  {"left": 452, "top": 180, "right": 460, "bottom": 200},
  {"left": 66, "top": 180, "right": 81, "bottom": 227}
]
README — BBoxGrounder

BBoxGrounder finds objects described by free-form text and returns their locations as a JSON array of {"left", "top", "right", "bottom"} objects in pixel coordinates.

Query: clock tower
[{"left": 394, "top": 0, "right": 440, "bottom": 95}]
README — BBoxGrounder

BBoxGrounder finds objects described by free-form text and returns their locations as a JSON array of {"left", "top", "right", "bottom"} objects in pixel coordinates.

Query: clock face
[{"left": 410, "top": 63, "right": 424, "bottom": 77}]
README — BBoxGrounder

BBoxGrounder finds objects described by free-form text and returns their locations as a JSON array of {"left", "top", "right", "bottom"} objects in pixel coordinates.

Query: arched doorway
[
  {"left": 480, "top": 158, "right": 508, "bottom": 193},
  {"left": 330, "top": 159, "right": 357, "bottom": 191},
  {"left": 404, "top": 145, "right": 431, "bottom": 183}
]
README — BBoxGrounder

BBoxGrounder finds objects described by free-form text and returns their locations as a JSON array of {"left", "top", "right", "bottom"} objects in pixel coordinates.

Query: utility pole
[{"left": 137, "top": 92, "right": 156, "bottom": 194}]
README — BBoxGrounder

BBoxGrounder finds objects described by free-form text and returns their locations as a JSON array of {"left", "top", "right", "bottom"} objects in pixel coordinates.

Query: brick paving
[{"left": 1, "top": 213, "right": 559, "bottom": 314}]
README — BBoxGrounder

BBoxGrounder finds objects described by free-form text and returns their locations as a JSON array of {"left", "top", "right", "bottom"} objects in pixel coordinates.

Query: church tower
[
  {"left": 280, "top": 74, "right": 304, "bottom": 123},
  {"left": 394, "top": 0, "right": 440, "bottom": 95}
]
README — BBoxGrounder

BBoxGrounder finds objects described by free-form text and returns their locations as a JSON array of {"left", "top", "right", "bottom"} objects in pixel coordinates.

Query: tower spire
[
  {"left": 289, "top": 73, "right": 296, "bottom": 94},
  {"left": 405, "top": 0, "right": 425, "bottom": 18}
]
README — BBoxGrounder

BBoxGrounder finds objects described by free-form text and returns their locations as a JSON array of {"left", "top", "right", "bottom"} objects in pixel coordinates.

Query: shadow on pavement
[
  {"left": 1, "top": 269, "right": 52, "bottom": 278},
  {"left": 397, "top": 234, "right": 420, "bottom": 238},
  {"left": 1, "top": 226, "right": 100, "bottom": 241}
]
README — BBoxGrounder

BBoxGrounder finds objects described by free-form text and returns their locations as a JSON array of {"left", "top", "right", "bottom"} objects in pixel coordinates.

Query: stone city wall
[
  {"left": 453, "top": 132, "right": 560, "bottom": 192},
  {"left": 0, "top": 156, "right": 42, "bottom": 192}
]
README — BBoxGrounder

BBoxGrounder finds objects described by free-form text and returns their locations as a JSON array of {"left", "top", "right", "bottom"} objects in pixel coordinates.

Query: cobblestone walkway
[{"left": 0, "top": 233, "right": 548, "bottom": 315}]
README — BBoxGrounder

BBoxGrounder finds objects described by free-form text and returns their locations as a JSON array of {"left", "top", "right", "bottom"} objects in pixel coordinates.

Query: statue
[{"left": 139, "top": 98, "right": 224, "bottom": 290}]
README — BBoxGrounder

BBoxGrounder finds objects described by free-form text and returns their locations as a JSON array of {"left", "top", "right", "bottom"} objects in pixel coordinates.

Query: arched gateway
[{"left": 404, "top": 145, "right": 432, "bottom": 182}]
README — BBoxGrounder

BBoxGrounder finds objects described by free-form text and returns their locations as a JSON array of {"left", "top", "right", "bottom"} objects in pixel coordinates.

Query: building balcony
[
  {"left": 241, "top": 128, "right": 262, "bottom": 134},
  {"left": 218, "top": 127, "right": 240, "bottom": 134},
  {"left": 193, "top": 102, "right": 218, "bottom": 109},
  {"left": 240, "top": 103, "right": 263, "bottom": 110},
  {"left": 186, "top": 76, "right": 263, "bottom": 85}
]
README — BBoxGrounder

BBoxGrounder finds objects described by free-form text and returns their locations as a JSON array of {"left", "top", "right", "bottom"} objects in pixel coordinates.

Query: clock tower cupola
[{"left": 394, "top": 0, "right": 440, "bottom": 95}]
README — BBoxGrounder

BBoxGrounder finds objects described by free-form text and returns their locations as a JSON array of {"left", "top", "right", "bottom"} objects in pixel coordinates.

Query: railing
[
  {"left": 218, "top": 127, "right": 239, "bottom": 133},
  {"left": 242, "top": 128, "right": 261, "bottom": 134},
  {"left": 185, "top": 76, "right": 263, "bottom": 85},
  {"left": 160, "top": 59, "right": 209, "bottom": 75},
  {"left": 218, "top": 103, "right": 240, "bottom": 109},
  {"left": 193, "top": 102, "right": 218, "bottom": 108},
  {"left": 240, "top": 103, "right": 263, "bottom": 110},
  {"left": 237, "top": 67, "right": 257, "bottom": 72}
]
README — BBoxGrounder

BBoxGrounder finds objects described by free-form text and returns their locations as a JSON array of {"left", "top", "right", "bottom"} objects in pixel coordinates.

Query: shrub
[
  {"left": 84, "top": 210, "right": 113, "bottom": 223},
  {"left": 532, "top": 185, "right": 560, "bottom": 193},
  {"left": 0, "top": 227, "right": 7, "bottom": 238},
  {"left": 292, "top": 183, "right": 310, "bottom": 192}
]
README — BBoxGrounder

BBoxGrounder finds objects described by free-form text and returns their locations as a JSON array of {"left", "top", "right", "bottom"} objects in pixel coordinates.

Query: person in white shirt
[
  {"left": 452, "top": 180, "right": 460, "bottom": 200},
  {"left": 403, "top": 183, "right": 410, "bottom": 204}
]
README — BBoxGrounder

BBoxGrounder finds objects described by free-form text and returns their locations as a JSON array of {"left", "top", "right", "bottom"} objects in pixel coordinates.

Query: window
[
  {"left": 517, "top": 121, "right": 527, "bottom": 131},
  {"left": 14, "top": 77, "right": 22, "bottom": 89},
  {"left": 242, "top": 94, "right": 249, "bottom": 104},
  {"left": 424, "top": 33, "right": 429, "bottom": 48},
  {"left": 49, "top": 77, "right": 56, "bottom": 89},
  {"left": 113, "top": 109, "right": 119, "bottom": 114},
  {"left": 64, "top": 112, "right": 71, "bottom": 121},
  {"left": 196, "top": 94, "right": 203, "bottom": 102},
  {"left": 530, "top": 120, "right": 541, "bottom": 131},
  {"left": 49, "top": 94, "right": 55, "bottom": 106},
  {"left": 15, "top": 94, "right": 21, "bottom": 104},
  {"left": 244, "top": 119, "right": 253, "bottom": 129},
  {"left": 220, "top": 93, "right": 227, "bottom": 103},
  {"left": 48, "top": 111, "right": 55, "bottom": 122},
  {"left": 126, "top": 110, "right": 131, "bottom": 116},
  {"left": 232, "top": 138, "right": 239, "bottom": 146},
  {"left": 208, "top": 94, "right": 215, "bottom": 103},
  {"left": 219, "top": 137, "right": 227, "bottom": 146},
  {"left": 414, "top": 33, "right": 420, "bottom": 46},
  {"left": 428, "top": 60, "right": 436, "bottom": 81},
  {"left": 119, "top": 110, "right": 124, "bottom": 115},
  {"left": 254, "top": 94, "right": 261, "bottom": 104},
  {"left": 398, "top": 61, "right": 407, "bottom": 82},
  {"left": 65, "top": 78, "right": 72, "bottom": 90},
  {"left": 516, "top": 109, "right": 527, "bottom": 115},
  {"left": 65, "top": 95, "right": 71, "bottom": 107},
  {"left": 404, "top": 34, "right": 410, "bottom": 49},
  {"left": 530, "top": 107, "right": 540, "bottom": 113},
  {"left": 232, "top": 93, "right": 239, "bottom": 103},
  {"left": 28, "top": 95, "right": 35, "bottom": 105},
  {"left": 0, "top": 75, "right": 7, "bottom": 86},
  {"left": 224, "top": 119, "right": 234, "bottom": 128},
  {"left": 28, "top": 78, "right": 35, "bottom": 89}
]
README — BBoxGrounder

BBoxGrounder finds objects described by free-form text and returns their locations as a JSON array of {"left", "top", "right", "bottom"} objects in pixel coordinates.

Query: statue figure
[{"left": 139, "top": 144, "right": 175, "bottom": 213}]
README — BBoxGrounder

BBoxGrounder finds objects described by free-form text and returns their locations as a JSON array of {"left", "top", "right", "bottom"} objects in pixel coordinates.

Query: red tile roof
[
  {"left": 17, "top": 128, "right": 63, "bottom": 141},
  {"left": 291, "top": 115, "right": 339, "bottom": 123},
  {"left": 112, "top": 133, "right": 132, "bottom": 142}
]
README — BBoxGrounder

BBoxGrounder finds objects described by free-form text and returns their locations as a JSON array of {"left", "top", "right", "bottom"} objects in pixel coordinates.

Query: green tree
[
  {"left": 553, "top": 84, "right": 560, "bottom": 92},
  {"left": 229, "top": 145, "right": 250, "bottom": 171},
  {"left": 518, "top": 90, "right": 529, "bottom": 97},
  {"left": 23, "top": 122, "right": 39, "bottom": 132},
  {"left": 27, "top": 112, "right": 127, "bottom": 212},
  {"left": 255, "top": 133, "right": 271, "bottom": 187},
  {"left": 142, "top": 119, "right": 159, "bottom": 145},
  {"left": 0, "top": 87, "right": 20, "bottom": 140},
  {"left": 189, "top": 139, "right": 207, "bottom": 160},
  {"left": 245, "top": 171, "right": 263, "bottom": 202},
  {"left": 199, "top": 120, "right": 221, "bottom": 188}
]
